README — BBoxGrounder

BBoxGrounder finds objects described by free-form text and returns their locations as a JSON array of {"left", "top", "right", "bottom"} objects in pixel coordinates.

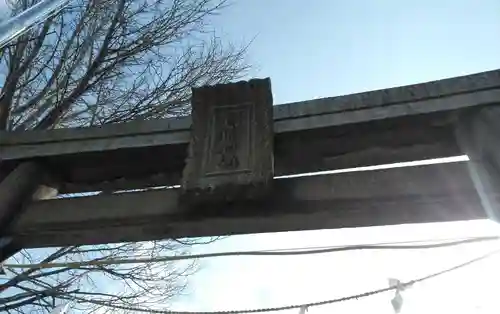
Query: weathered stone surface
[
  {"left": 11, "top": 162, "right": 486, "bottom": 248},
  {"left": 455, "top": 104, "right": 500, "bottom": 222},
  {"left": 0, "top": 161, "right": 47, "bottom": 262},
  {"left": 181, "top": 78, "right": 274, "bottom": 206},
  {"left": 273, "top": 69, "right": 500, "bottom": 119},
  {"left": 1, "top": 70, "right": 499, "bottom": 194}
]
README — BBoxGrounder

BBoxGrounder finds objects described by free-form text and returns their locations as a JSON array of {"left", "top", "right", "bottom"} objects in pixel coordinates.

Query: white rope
[{"left": 58, "top": 248, "right": 500, "bottom": 314}]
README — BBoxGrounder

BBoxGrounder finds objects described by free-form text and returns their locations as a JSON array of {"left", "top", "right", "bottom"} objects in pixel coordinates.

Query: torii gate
[{"left": 1, "top": 70, "right": 500, "bottom": 262}]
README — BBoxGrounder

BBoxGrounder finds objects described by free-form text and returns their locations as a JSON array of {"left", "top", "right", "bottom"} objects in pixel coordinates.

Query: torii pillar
[{"left": 456, "top": 106, "right": 500, "bottom": 223}]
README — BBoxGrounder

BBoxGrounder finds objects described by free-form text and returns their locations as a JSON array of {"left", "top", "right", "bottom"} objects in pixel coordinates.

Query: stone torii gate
[{"left": 1, "top": 69, "right": 500, "bottom": 262}]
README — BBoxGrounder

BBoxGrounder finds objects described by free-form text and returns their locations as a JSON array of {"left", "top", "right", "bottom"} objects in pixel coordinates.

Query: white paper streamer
[{"left": 389, "top": 278, "right": 411, "bottom": 313}]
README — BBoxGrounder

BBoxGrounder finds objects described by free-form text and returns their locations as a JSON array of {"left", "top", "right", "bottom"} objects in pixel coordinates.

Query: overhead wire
[
  {"left": 4, "top": 235, "right": 499, "bottom": 270},
  {"left": 53, "top": 247, "right": 500, "bottom": 314}
]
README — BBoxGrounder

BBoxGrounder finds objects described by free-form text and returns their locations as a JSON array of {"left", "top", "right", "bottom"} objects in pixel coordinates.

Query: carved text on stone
[{"left": 204, "top": 104, "right": 251, "bottom": 175}]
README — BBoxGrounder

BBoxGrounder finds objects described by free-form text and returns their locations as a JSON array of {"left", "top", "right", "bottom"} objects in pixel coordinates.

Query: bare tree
[
  {"left": 0, "top": 0, "right": 249, "bottom": 312},
  {"left": 1, "top": 240, "right": 211, "bottom": 313}
]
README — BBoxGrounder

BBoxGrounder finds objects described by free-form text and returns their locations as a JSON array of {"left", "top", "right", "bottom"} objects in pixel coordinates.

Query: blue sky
[
  {"left": 170, "top": 1, "right": 500, "bottom": 313},
  {"left": 214, "top": 0, "right": 500, "bottom": 104}
]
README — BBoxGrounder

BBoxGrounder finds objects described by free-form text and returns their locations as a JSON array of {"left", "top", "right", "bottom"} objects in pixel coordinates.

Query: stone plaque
[{"left": 181, "top": 78, "right": 274, "bottom": 206}]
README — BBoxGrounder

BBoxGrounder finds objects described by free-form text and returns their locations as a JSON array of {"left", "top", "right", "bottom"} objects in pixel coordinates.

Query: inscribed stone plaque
[{"left": 181, "top": 78, "right": 274, "bottom": 206}]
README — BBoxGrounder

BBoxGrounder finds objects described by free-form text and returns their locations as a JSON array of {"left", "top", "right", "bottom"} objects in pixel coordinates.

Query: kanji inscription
[
  {"left": 204, "top": 104, "right": 251, "bottom": 175},
  {"left": 181, "top": 79, "right": 273, "bottom": 206}
]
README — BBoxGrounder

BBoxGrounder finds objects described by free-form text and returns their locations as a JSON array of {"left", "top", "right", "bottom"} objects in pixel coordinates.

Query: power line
[
  {"left": 253, "top": 236, "right": 499, "bottom": 252},
  {"left": 57, "top": 247, "right": 500, "bottom": 314},
  {"left": 4, "top": 236, "right": 499, "bottom": 270}
]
